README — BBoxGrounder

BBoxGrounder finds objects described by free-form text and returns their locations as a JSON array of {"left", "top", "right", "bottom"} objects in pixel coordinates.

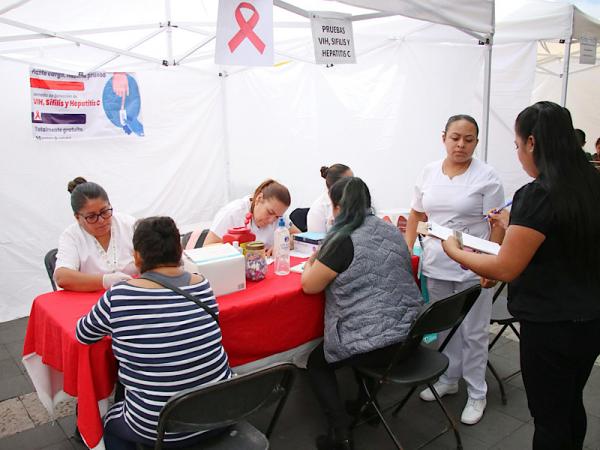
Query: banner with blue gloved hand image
[{"left": 30, "top": 67, "right": 144, "bottom": 140}]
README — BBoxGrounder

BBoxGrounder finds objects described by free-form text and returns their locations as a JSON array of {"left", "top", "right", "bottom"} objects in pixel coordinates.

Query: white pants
[{"left": 426, "top": 278, "right": 492, "bottom": 400}]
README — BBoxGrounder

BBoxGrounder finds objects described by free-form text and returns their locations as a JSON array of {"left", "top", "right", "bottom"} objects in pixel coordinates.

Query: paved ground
[{"left": 1, "top": 316, "right": 600, "bottom": 450}]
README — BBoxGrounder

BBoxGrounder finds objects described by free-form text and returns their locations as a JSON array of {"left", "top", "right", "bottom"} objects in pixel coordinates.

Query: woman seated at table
[
  {"left": 76, "top": 216, "right": 232, "bottom": 450},
  {"left": 203, "top": 179, "right": 294, "bottom": 251},
  {"left": 301, "top": 177, "right": 423, "bottom": 450},
  {"left": 54, "top": 177, "right": 137, "bottom": 291},
  {"left": 307, "top": 163, "right": 353, "bottom": 233}
]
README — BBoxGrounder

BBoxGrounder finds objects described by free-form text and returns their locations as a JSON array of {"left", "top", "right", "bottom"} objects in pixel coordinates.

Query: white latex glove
[{"left": 102, "top": 271, "right": 132, "bottom": 289}]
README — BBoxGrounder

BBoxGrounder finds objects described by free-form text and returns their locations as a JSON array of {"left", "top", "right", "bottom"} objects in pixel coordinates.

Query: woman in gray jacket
[{"left": 302, "top": 177, "right": 423, "bottom": 450}]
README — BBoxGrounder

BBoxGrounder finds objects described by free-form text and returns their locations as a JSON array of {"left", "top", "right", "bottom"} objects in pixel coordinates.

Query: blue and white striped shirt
[{"left": 76, "top": 278, "right": 232, "bottom": 443}]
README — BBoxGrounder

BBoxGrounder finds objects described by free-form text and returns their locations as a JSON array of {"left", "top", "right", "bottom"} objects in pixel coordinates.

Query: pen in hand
[{"left": 483, "top": 200, "right": 513, "bottom": 221}]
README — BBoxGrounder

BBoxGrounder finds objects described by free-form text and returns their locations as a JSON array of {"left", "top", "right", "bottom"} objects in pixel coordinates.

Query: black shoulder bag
[{"left": 139, "top": 272, "right": 219, "bottom": 324}]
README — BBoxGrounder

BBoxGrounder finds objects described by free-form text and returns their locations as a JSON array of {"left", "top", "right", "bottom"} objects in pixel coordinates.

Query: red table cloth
[{"left": 23, "top": 255, "right": 418, "bottom": 449}]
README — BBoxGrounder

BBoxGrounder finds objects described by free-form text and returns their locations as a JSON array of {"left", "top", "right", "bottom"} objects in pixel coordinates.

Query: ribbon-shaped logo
[{"left": 228, "top": 2, "right": 266, "bottom": 54}]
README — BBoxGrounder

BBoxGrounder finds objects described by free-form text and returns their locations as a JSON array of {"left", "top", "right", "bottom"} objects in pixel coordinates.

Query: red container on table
[{"left": 222, "top": 227, "right": 256, "bottom": 246}]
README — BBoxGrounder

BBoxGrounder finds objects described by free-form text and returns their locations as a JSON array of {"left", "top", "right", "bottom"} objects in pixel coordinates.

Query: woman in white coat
[{"left": 404, "top": 114, "right": 505, "bottom": 425}]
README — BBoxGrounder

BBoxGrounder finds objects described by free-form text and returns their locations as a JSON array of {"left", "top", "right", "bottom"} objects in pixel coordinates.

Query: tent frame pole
[
  {"left": 481, "top": 34, "right": 493, "bottom": 163},
  {"left": 165, "top": 0, "right": 174, "bottom": 65},
  {"left": 0, "top": 17, "right": 165, "bottom": 65},
  {"left": 86, "top": 28, "right": 166, "bottom": 73},
  {"left": 560, "top": 37, "right": 572, "bottom": 106}
]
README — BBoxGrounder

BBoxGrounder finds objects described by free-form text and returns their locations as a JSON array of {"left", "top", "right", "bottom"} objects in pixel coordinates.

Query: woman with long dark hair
[
  {"left": 442, "top": 101, "right": 600, "bottom": 449},
  {"left": 302, "top": 177, "right": 422, "bottom": 450}
]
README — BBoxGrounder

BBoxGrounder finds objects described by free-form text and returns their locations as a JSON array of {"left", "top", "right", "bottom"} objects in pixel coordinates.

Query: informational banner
[
  {"left": 579, "top": 36, "right": 597, "bottom": 65},
  {"left": 215, "top": 0, "right": 273, "bottom": 66},
  {"left": 310, "top": 13, "right": 356, "bottom": 65},
  {"left": 30, "top": 68, "right": 144, "bottom": 140}
]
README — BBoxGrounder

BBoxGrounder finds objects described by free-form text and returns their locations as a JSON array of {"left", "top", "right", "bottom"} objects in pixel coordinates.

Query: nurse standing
[{"left": 404, "top": 115, "right": 505, "bottom": 425}]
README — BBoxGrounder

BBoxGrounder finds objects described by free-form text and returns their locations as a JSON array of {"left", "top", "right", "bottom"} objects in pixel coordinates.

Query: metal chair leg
[
  {"left": 429, "top": 382, "right": 463, "bottom": 450},
  {"left": 487, "top": 361, "right": 507, "bottom": 405},
  {"left": 356, "top": 376, "right": 404, "bottom": 450},
  {"left": 488, "top": 324, "right": 509, "bottom": 350},
  {"left": 392, "top": 386, "right": 417, "bottom": 417}
]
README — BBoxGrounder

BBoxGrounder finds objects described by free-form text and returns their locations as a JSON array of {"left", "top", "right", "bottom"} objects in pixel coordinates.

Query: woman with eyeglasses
[{"left": 54, "top": 177, "right": 137, "bottom": 291}]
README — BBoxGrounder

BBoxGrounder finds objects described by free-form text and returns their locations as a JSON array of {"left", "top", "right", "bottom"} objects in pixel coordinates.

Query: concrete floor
[{"left": 1, "top": 316, "right": 600, "bottom": 450}]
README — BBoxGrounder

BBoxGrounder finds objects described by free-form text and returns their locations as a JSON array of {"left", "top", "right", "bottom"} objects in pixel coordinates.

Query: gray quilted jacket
[{"left": 324, "top": 215, "right": 423, "bottom": 363}]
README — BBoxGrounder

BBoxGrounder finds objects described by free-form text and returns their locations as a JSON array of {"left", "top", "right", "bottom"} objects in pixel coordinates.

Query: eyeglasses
[{"left": 79, "top": 207, "right": 113, "bottom": 224}]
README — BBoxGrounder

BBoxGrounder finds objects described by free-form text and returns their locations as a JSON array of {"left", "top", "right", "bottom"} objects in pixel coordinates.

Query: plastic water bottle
[{"left": 274, "top": 218, "right": 290, "bottom": 276}]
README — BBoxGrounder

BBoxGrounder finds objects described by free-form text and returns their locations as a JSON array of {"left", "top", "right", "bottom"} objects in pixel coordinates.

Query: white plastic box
[{"left": 184, "top": 243, "right": 246, "bottom": 297}]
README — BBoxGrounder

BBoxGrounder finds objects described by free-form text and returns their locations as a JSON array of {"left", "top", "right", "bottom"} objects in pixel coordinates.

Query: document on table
[{"left": 417, "top": 221, "right": 501, "bottom": 256}]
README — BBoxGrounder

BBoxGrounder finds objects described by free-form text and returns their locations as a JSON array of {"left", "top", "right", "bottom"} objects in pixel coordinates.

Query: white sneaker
[
  {"left": 419, "top": 382, "right": 459, "bottom": 402},
  {"left": 461, "top": 397, "right": 486, "bottom": 425}
]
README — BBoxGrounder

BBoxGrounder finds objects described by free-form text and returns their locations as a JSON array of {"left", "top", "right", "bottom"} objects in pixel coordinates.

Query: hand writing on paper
[{"left": 487, "top": 209, "right": 510, "bottom": 231}]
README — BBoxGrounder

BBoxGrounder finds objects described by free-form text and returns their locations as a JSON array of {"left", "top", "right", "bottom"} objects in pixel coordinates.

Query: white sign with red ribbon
[{"left": 215, "top": 0, "right": 273, "bottom": 66}]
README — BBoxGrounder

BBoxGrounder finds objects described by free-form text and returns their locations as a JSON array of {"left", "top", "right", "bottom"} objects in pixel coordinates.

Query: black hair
[
  {"left": 320, "top": 164, "right": 351, "bottom": 189},
  {"left": 595, "top": 137, "right": 600, "bottom": 148},
  {"left": 444, "top": 114, "right": 479, "bottom": 137},
  {"left": 574, "top": 129, "right": 586, "bottom": 147},
  {"left": 67, "top": 177, "right": 109, "bottom": 213},
  {"left": 318, "top": 177, "right": 372, "bottom": 261},
  {"left": 133, "top": 217, "right": 183, "bottom": 273},
  {"left": 515, "top": 101, "right": 600, "bottom": 277}
]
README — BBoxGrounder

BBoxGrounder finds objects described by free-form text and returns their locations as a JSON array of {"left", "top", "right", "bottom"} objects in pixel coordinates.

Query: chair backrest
[
  {"left": 289, "top": 208, "right": 309, "bottom": 232},
  {"left": 155, "top": 363, "right": 295, "bottom": 449},
  {"left": 183, "top": 229, "right": 210, "bottom": 250},
  {"left": 409, "top": 284, "right": 481, "bottom": 343},
  {"left": 44, "top": 248, "right": 58, "bottom": 291}
]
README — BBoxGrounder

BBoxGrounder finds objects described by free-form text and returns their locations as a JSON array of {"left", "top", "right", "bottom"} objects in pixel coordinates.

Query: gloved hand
[{"left": 102, "top": 271, "right": 132, "bottom": 289}]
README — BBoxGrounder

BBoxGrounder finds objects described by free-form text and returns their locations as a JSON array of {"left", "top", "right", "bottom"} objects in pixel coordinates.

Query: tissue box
[
  {"left": 184, "top": 243, "right": 245, "bottom": 297},
  {"left": 293, "top": 232, "right": 325, "bottom": 256}
]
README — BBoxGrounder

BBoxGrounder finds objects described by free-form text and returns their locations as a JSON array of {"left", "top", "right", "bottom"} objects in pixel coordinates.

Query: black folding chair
[
  {"left": 152, "top": 363, "right": 295, "bottom": 450},
  {"left": 181, "top": 229, "right": 209, "bottom": 249},
  {"left": 289, "top": 208, "right": 309, "bottom": 232},
  {"left": 487, "top": 282, "right": 521, "bottom": 405},
  {"left": 351, "top": 285, "right": 482, "bottom": 450},
  {"left": 44, "top": 248, "right": 58, "bottom": 291}
]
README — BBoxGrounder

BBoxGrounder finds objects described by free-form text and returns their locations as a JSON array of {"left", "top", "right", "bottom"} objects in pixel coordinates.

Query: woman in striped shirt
[{"left": 76, "top": 216, "right": 232, "bottom": 449}]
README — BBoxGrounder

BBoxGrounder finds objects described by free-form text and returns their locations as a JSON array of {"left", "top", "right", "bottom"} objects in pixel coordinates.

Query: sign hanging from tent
[
  {"left": 579, "top": 36, "right": 597, "bottom": 65},
  {"left": 215, "top": 0, "right": 273, "bottom": 66},
  {"left": 310, "top": 13, "right": 356, "bottom": 65},
  {"left": 30, "top": 68, "right": 144, "bottom": 140}
]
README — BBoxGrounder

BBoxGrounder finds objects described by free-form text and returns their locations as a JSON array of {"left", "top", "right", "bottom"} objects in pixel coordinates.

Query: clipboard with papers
[{"left": 417, "top": 221, "right": 500, "bottom": 256}]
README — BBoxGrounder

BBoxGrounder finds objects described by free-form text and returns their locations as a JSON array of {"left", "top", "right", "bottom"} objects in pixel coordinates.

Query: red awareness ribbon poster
[{"left": 216, "top": 0, "right": 273, "bottom": 67}]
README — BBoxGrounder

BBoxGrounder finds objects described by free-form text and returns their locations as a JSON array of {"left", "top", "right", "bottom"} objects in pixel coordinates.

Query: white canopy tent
[{"left": 0, "top": 0, "right": 595, "bottom": 322}]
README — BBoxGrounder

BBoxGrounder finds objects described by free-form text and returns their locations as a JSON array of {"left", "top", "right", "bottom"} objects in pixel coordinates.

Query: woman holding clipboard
[{"left": 442, "top": 101, "right": 600, "bottom": 450}]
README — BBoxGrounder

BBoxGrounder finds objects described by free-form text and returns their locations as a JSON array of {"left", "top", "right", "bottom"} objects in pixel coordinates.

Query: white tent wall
[
  {"left": 484, "top": 42, "right": 538, "bottom": 197},
  {"left": 534, "top": 59, "right": 600, "bottom": 153},
  {"left": 226, "top": 42, "right": 487, "bottom": 212},
  {"left": 226, "top": 40, "right": 537, "bottom": 213},
  {"left": 0, "top": 0, "right": 585, "bottom": 323},
  {"left": 0, "top": 62, "right": 228, "bottom": 321}
]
